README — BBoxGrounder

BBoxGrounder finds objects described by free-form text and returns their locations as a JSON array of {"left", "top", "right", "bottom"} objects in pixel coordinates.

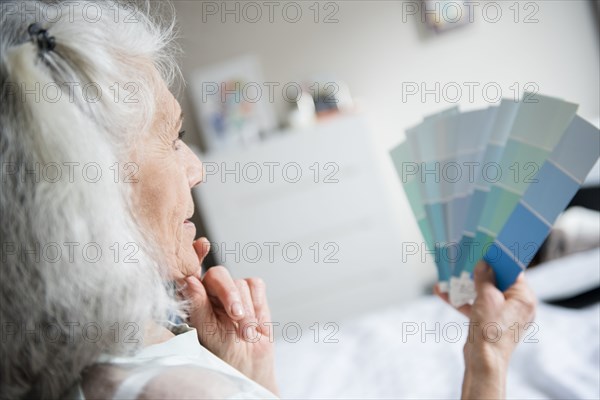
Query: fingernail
[{"left": 231, "top": 302, "right": 244, "bottom": 317}]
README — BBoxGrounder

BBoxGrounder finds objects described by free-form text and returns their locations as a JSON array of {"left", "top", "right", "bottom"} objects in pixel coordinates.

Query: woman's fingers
[
  {"left": 505, "top": 272, "right": 535, "bottom": 303},
  {"left": 193, "top": 237, "right": 211, "bottom": 266},
  {"left": 182, "top": 275, "right": 211, "bottom": 326},
  {"left": 433, "top": 284, "right": 450, "bottom": 303},
  {"left": 202, "top": 266, "right": 245, "bottom": 321},
  {"left": 194, "top": 260, "right": 269, "bottom": 342},
  {"left": 473, "top": 261, "right": 497, "bottom": 296},
  {"left": 235, "top": 279, "right": 260, "bottom": 341},
  {"left": 505, "top": 272, "right": 537, "bottom": 320},
  {"left": 455, "top": 302, "right": 472, "bottom": 318},
  {"left": 246, "top": 278, "right": 272, "bottom": 336}
]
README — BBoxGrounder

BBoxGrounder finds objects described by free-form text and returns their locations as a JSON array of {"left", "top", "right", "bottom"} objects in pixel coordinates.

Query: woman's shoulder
[
  {"left": 77, "top": 326, "right": 278, "bottom": 399},
  {"left": 80, "top": 363, "right": 276, "bottom": 399}
]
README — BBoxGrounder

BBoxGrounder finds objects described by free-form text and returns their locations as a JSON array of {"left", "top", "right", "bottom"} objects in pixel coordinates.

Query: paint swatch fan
[{"left": 390, "top": 93, "right": 600, "bottom": 306}]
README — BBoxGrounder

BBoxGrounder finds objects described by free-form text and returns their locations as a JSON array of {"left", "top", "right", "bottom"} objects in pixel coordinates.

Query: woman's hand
[
  {"left": 435, "top": 261, "right": 537, "bottom": 399},
  {"left": 179, "top": 238, "right": 278, "bottom": 396}
]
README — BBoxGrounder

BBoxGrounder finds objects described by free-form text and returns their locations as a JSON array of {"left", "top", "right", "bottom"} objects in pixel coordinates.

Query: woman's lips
[{"left": 183, "top": 219, "right": 195, "bottom": 229}]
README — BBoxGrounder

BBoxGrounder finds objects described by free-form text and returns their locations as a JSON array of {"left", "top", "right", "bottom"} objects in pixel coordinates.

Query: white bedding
[{"left": 275, "top": 252, "right": 600, "bottom": 399}]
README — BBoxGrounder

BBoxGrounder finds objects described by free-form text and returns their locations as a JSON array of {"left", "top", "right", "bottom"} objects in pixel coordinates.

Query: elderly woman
[{"left": 0, "top": 1, "right": 536, "bottom": 399}]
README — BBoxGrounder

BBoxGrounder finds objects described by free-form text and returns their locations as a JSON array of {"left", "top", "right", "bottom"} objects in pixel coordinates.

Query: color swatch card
[{"left": 390, "top": 93, "right": 600, "bottom": 306}]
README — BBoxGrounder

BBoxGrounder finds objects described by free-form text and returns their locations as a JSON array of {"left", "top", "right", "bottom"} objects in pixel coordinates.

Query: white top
[{"left": 66, "top": 323, "right": 278, "bottom": 399}]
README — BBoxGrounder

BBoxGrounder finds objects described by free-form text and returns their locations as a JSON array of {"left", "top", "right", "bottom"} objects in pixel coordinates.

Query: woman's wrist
[
  {"left": 464, "top": 340, "right": 509, "bottom": 372},
  {"left": 462, "top": 342, "right": 509, "bottom": 399}
]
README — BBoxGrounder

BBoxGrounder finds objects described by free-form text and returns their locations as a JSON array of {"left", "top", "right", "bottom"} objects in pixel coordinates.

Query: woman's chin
[
  {"left": 170, "top": 261, "right": 201, "bottom": 281},
  {"left": 165, "top": 222, "right": 202, "bottom": 280},
  {"left": 183, "top": 246, "right": 204, "bottom": 274}
]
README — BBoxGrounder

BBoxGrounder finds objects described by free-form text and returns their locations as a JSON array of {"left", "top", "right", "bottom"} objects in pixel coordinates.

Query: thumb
[
  {"left": 193, "top": 237, "right": 211, "bottom": 266},
  {"left": 474, "top": 260, "right": 496, "bottom": 296},
  {"left": 182, "top": 275, "right": 211, "bottom": 324}
]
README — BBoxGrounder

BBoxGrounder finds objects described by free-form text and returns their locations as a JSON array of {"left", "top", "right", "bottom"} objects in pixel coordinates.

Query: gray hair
[{"left": 1, "top": 1, "right": 183, "bottom": 398}]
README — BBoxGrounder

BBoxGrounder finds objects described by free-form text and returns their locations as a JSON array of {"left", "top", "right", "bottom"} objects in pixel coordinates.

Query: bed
[{"left": 275, "top": 248, "right": 600, "bottom": 399}]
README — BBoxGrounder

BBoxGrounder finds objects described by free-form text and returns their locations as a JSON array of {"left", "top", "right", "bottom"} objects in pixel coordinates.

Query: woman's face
[{"left": 131, "top": 72, "right": 203, "bottom": 280}]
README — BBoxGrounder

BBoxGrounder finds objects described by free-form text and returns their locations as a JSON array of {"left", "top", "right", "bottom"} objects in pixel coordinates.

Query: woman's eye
[{"left": 173, "top": 130, "right": 186, "bottom": 149}]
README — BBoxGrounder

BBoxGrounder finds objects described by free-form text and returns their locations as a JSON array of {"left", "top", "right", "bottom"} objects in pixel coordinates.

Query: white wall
[{"left": 174, "top": 0, "right": 599, "bottom": 149}]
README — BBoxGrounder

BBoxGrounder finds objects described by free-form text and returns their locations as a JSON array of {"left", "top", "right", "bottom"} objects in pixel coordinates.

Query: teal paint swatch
[{"left": 390, "top": 94, "right": 599, "bottom": 296}]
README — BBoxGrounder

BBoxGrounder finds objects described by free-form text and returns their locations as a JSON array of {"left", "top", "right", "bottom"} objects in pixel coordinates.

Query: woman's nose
[{"left": 184, "top": 145, "right": 203, "bottom": 188}]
